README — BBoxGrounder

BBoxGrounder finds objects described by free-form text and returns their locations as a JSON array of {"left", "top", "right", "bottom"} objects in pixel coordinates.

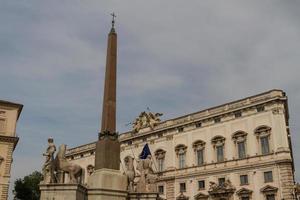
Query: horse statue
[
  {"left": 124, "top": 156, "right": 135, "bottom": 192},
  {"left": 54, "top": 144, "right": 83, "bottom": 184}
]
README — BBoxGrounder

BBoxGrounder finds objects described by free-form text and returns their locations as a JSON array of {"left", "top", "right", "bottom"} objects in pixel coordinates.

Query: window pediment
[
  {"left": 236, "top": 188, "right": 253, "bottom": 196},
  {"left": 175, "top": 144, "right": 187, "bottom": 154},
  {"left": 193, "top": 140, "right": 206, "bottom": 150},
  {"left": 232, "top": 131, "right": 247, "bottom": 142},
  {"left": 194, "top": 192, "right": 208, "bottom": 199},
  {"left": 211, "top": 136, "right": 225, "bottom": 147},
  {"left": 255, "top": 126, "right": 271, "bottom": 136},
  {"left": 260, "top": 185, "right": 278, "bottom": 193},
  {"left": 176, "top": 192, "right": 189, "bottom": 200},
  {"left": 155, "top": 149, "right": 166, "bottom": 159}
]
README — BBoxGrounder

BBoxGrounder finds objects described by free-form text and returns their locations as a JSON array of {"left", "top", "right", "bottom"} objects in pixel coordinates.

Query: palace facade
[
  {"left": 66, "top": 89, "right": 297, "bottom": 200},
  {"left": 0, "top": 100, "right": 23, "bottom": 200}
]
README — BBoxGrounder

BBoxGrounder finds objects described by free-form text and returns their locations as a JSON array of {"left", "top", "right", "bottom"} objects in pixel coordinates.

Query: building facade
[
  {"left": 66, "top": 89, "right": 296, "bottom": 200},
  {"left": 0, "top": 100, "right": 23, "bottom": 200}
]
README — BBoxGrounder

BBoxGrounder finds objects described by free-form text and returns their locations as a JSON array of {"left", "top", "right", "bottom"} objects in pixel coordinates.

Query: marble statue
[
  {"left": 209, "top": 181, "right": 218, "bottom": 191},
  {"left": 124, "top": 156, "right": 135, "bottom": 192},
  {"left": 148, "top": 112, "right": 163, "bottom": 130},
  {"left": 136, "top": 155, "right": 157, "bottom": 193},
  {"left": 224, "top": 178, "right": 234, "bottom": 189},
  {"left": 54, "top": 144, "right": 83, "bottom": 184},
  {"left": 132, "top": 111, "right": 163, "bottom": 133},
  {"left": 41, "top": 138, "right": 56, "bottom": 184}
]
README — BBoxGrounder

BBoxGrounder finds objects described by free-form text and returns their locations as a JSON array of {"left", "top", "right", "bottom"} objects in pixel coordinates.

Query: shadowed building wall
[{"left": 0, "top": 100, "right": 23, "bottom": 200}]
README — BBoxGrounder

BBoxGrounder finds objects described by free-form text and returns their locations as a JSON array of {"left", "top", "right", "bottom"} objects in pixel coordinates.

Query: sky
[{"left": 0, "top": 0, "right": 300, "bottom": 198}]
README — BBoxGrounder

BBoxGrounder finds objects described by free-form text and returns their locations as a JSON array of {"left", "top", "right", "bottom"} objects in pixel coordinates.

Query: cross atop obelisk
[
  {"left": 111, "top": 12, "right": 116, "bottom": 29},
  {"left": 94, "top": 14, "right": 120, "bottom": 170}
]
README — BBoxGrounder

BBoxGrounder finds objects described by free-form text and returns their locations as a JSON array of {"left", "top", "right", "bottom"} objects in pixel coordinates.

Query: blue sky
[{"left": 1, "top": 1, "right": 300, "bottom": 198}]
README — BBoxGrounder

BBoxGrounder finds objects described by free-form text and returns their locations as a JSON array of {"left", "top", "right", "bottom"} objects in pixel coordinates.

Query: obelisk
[
  {"left": 87, "top": 14, "right": 127, "bottom": 200},
  {"left": 94, "top": 13, "right": 120, "bottom": 171}
]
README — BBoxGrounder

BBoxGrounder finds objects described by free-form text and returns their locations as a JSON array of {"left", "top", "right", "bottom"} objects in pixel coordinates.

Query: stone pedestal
[
  {"left": 40, "top": 183, "right": 87, "bottom": 200},
  {"left": 128, "top": 192, "right": 159, "bottom": 200},
  {"left": 87, "top": 168, "right": 127, "bottom": 200}
]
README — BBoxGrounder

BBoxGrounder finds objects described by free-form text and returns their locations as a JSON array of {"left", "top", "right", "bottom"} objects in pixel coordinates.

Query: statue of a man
[
  {"left": 42, "top": 138, "right": 56, "bottom": 184},
  {"left": 136, "top": 155, "right": 157, "bottom": 192}
]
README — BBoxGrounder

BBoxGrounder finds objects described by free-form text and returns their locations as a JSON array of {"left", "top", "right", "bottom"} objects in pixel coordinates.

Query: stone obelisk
[
  {"left": 87, "top": 14, "right": 127, "bottom": 200},
  {"left": 94, "top": 13, "right": 119, "bottom": 171}
]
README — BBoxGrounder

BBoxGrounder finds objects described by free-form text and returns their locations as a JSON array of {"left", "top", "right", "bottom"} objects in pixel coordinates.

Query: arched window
[
  {"left": 175, "top": 144, "right": 187, "bottom": 169},
  {"left": 255, "top": 126, "right": 272, "bottom": 155},
  {"left": 232, "top": 131, "right": 248, "bottom": 159},
  {"left": 192, "top": 140, "right": 206, "bottom": 166},
  {"left": 212, "top": 136, "right": 226, "bottom": 162},
  {"left": 154, "top": 149, "right": 166, "bottom": 172}
]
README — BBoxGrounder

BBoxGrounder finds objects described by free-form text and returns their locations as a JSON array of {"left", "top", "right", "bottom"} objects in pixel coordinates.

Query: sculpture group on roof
[{"left": 131, "top": 111, "right": 163, "bottom": 133}]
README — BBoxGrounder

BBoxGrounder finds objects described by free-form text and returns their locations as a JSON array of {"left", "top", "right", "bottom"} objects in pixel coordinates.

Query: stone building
[
  {"left": 0, "top": 100, "right": 23, "bottom": 200},
  {"left": 65, "top": 89, "right": 297, "bottom": 200}
]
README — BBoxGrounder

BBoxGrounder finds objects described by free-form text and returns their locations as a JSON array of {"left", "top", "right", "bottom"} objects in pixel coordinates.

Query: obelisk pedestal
[
  {"left": 87, "top": 133, "right": 127, "bottom": 200},
  {"left": 40, "top": 184, "right": 87, "bottom": 200}
]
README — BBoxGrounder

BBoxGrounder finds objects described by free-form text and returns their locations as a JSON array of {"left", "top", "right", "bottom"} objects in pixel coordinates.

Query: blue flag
[{"left": 139, "top": 143, "right": 151, "bottom": 159}]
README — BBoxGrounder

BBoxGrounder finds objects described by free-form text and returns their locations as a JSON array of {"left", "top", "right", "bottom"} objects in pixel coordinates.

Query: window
[
  {"left": 155, "top": 149, "right": 166, "bottom": 172},
  {"left": 143, "top": 137, "right": 148, "bottom": 141},
  {"left": 255, "top": 126, "right": 272, "bottom": 155},
  {"left": 216, "top": 146, "right": 224, "bottom": 162},
  {"left": 257, "top": 105, "right": 265, "bottom": 112},
  {"left": 214, "top": 117, "right": 221, "bottom": 123},
  {"left": 196, "top": 149, "right": 204, "bottom": 166},
  {"left": 179, "top": 153, "right": 185, "bottom": 169},
  {"left": 158, "top": 185, "right": 164, "bottom": 194},
  {"left": 232, "top": 131, "right": 248, "bottom": 159},
  {"left": 238, "top": 141, "right": 246, "bottom": 159},
  {"left": 266, "top": 194, "right": 275, "bottom": 200},
  {"left": 195, "top": 122, "right": 202, "bottom": 128},
  {"left": 212, "top": 136, "right": 226, "bottom": 162},
  {"left": 218, "top": 178, "right": 225, "bottom": 186},
  {"left": 193, "top": 140, "right": 206, "bottom": 166},
  {"left": 127, "top": 140, "right": 132, "bottom": 145},
  {"left": 264, "top": 171, "right": 273, "bottom": 183},
  {"left": 240, "top": 175, "right": 249, "bottom": 185},
  {"left": 175, "top": 145, "right": 187, "bottom": 169},
  {"left": 180, "top": 182, "right": 186, "bottom": 192},
  {"left": 198, "top": 180, "right": 205, "bottom": 190},
  {"left": 158, "top": 158, "right": 164, "bottom": 171},
  {"left": 234, "top": 111, "right": 242, "bottom": 118},
  {"left": 178, "top": 127, "right": 184, "bottom": 132},
  {"left": 261, "top": 136, "right": 270, "bottom": 155}
]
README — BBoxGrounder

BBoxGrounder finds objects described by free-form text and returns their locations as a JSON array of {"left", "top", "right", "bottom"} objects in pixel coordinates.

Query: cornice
[
  {"left": 0, "top": 100, "right": 23, "bottom": 120},
  {"left": 0, "top": 135, "right": 19, "bottom": 149}
]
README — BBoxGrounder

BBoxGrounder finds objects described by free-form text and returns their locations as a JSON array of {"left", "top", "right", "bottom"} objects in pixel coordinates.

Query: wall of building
[
  {"left": 0, "top": 102, "right": 22, "bottom": 200},
  {"left": 66, "top": 90, "right": 296, "bottom": 200}
]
